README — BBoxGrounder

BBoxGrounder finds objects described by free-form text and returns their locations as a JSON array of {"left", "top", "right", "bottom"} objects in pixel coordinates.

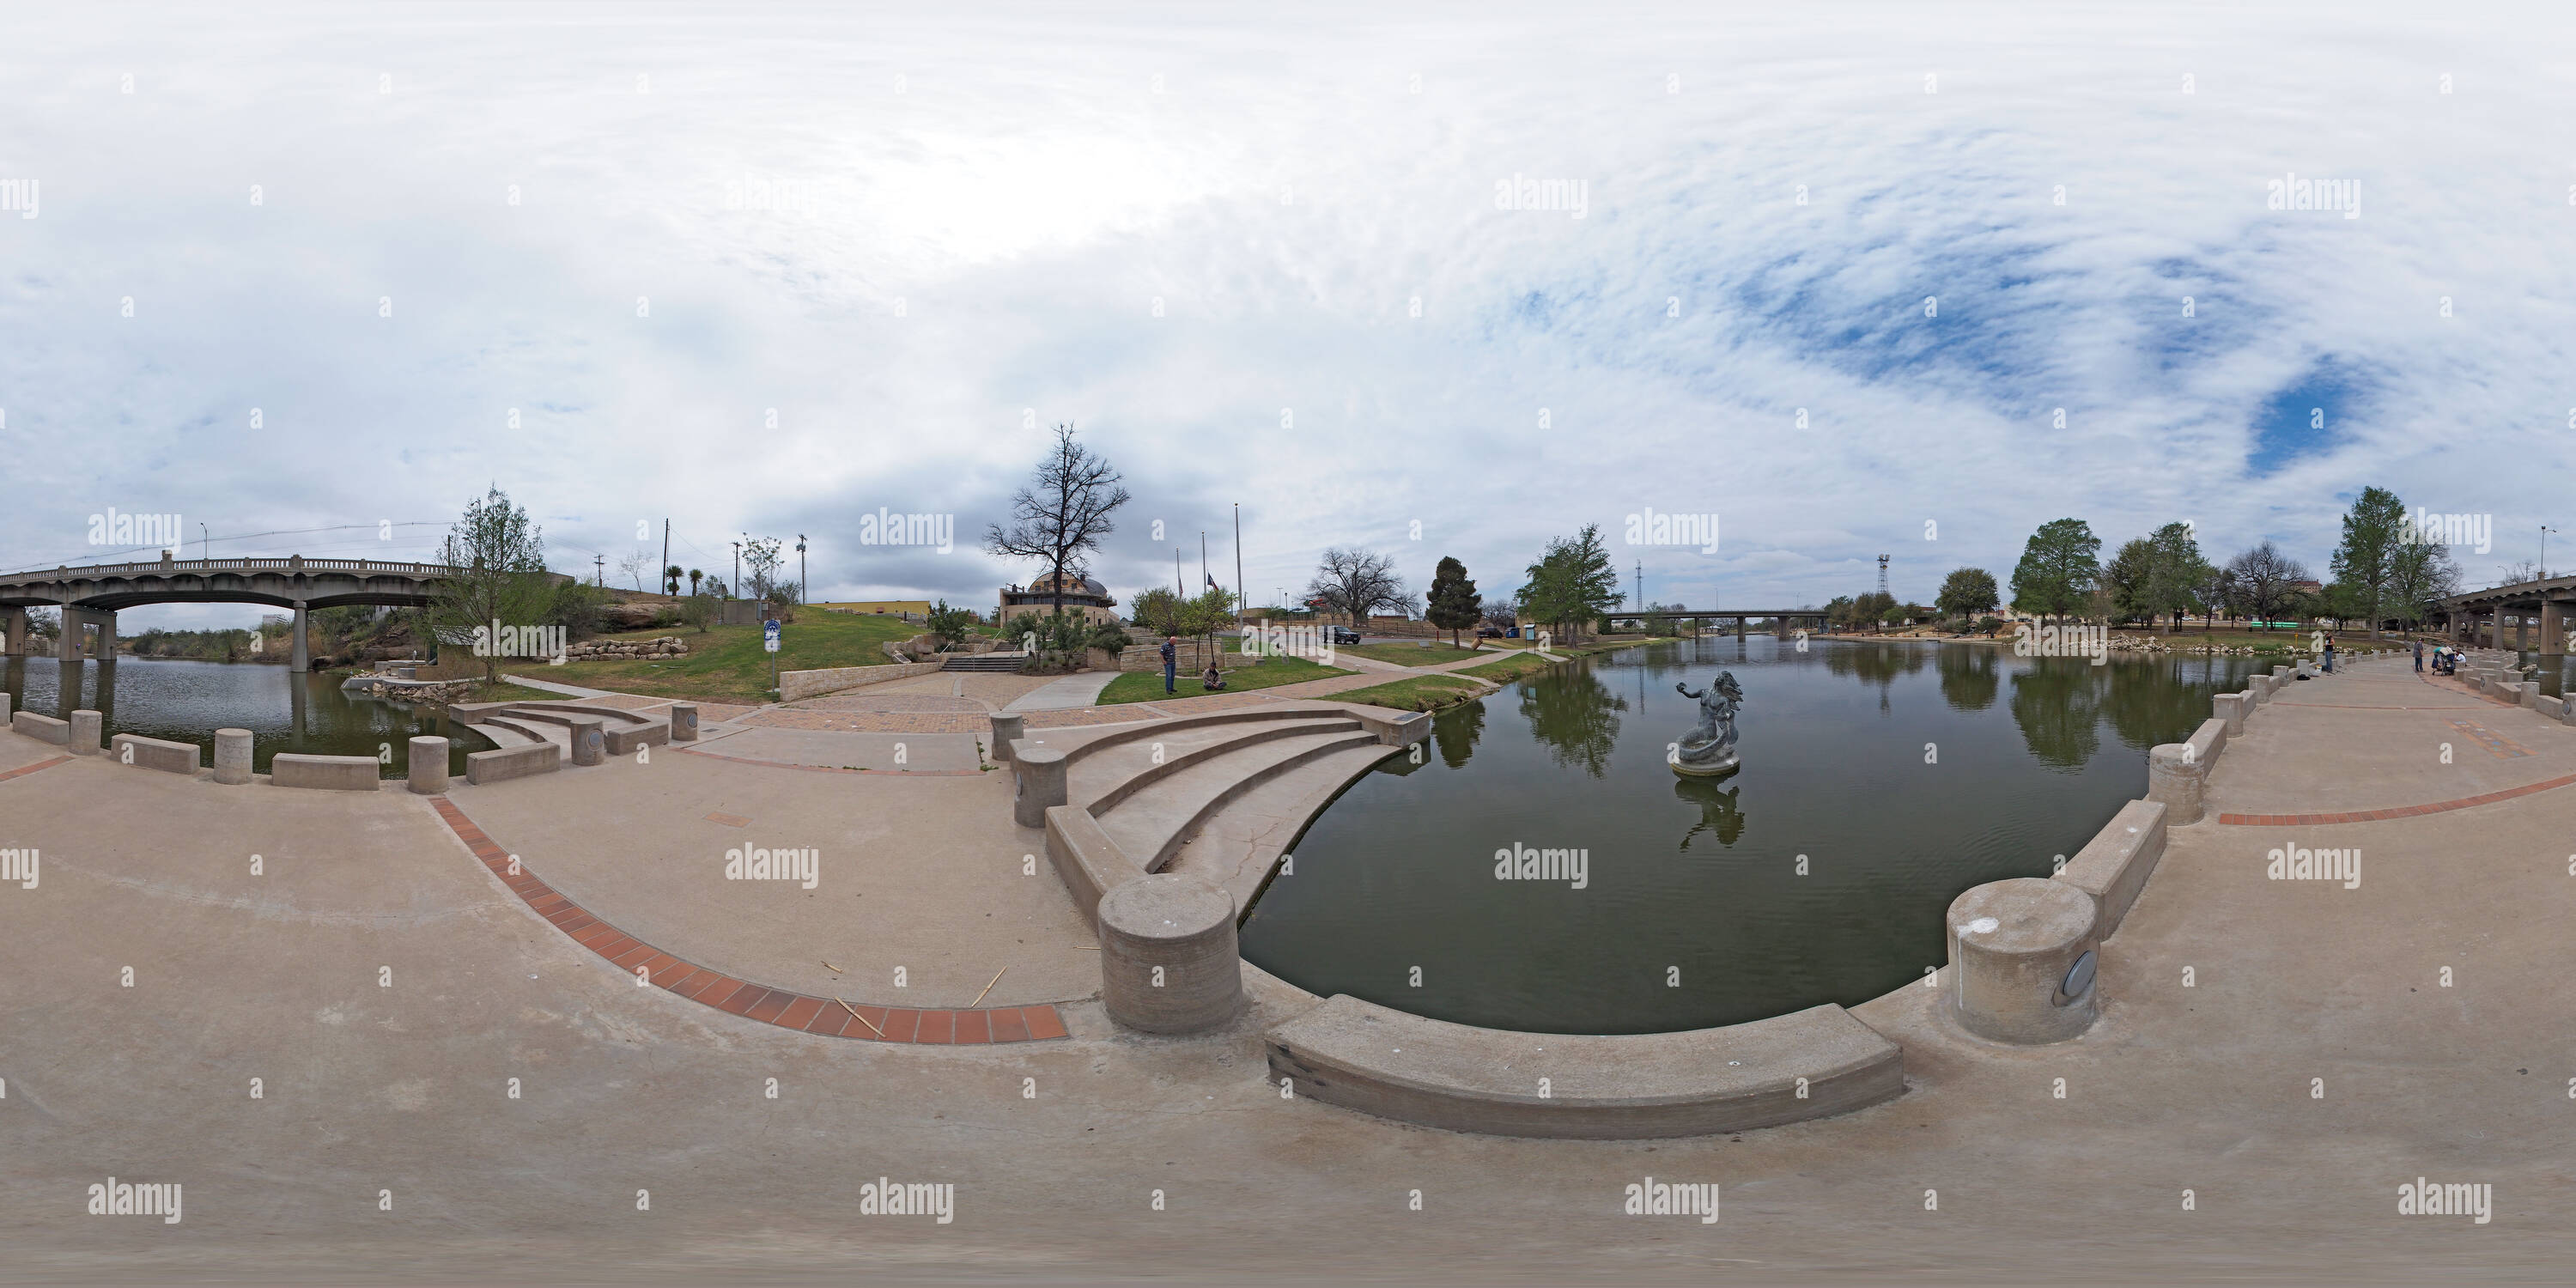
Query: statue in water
[{"left": 1670, "top": 671, "right": 1743, "bottom": 776}]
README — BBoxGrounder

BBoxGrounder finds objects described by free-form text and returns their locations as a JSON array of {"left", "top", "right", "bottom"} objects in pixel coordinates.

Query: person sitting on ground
[{"left": 1200, "top": 664, "right": 1227, "bottom": 691}]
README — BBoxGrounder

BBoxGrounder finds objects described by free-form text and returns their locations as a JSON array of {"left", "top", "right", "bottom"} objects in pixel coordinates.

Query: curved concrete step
[
  {"left": 1036, "top": 704, "right": 1353, "bottom": 766},
  {"left": 1095, "top": 728, "right": 1383, "bottom": 873},
  {"left": 467, "top": 720, "right": 545, "bottom": 748},
  {"left": 1161, "top": 740, "right": 1399, "bottom": 912},
  {"left": 499, "top": 703, "right": 652, "bottom": 728},
  {"left": 1265, "top": 996, "right": 1905, "bottom": 1139},
  {"left": 1066, "top": 715, "right": 1363, "bottom": 813}
]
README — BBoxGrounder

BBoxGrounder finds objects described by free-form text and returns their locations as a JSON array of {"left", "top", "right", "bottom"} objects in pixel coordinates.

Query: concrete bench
[
  {"left": 1265, "top": 995, "right": 1903, "bottom": 1139},
  {"left": 110, "top": 733, "right": 201, "bottom": 775},
  {"left": 270, "top": 753, "right": 381, "bottom": 791},
  {"left": 10, "top": 711, "right": 70, "bottom": 744},
  {"left": 466, "top": 741, "right": 561, "bottom": 785},
  {"left": 2052, "top": 799, "right": 2167, "bottom": 936},
  {"left": 1042, "top": 805, "right": 1147, "bottom": 923},
  {"left": 2184, "top": 717, "right": 2226, "bottom": 769}
]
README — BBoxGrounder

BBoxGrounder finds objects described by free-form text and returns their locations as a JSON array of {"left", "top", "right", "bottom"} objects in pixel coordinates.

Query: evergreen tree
[{"left": 1425, "top": 556, "right": 1482, "bottom": 647}]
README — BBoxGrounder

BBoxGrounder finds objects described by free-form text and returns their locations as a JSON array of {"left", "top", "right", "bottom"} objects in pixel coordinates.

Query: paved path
[
  {"left": 9, "top": 647, "right": 2567, "bottom": 1279},
  {"left": 499, "top": 671, "right": 617, "bottom": 698},
  {"left": 999, "top": 670, "right": 1122, "bottom": 711}
]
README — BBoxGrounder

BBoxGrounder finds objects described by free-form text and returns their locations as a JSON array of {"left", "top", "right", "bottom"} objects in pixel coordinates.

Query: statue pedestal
[{"left": 1669, "top": 744, "right": 1740, "bottom": 777}]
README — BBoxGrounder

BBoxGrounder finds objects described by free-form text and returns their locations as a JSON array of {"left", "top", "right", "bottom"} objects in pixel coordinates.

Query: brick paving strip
[
  {"left": 0, "top": 755, "right": 73, "bottom": 783},
  {"left": 427, "top": 796, "right": 1067, "bottom": 1044}
]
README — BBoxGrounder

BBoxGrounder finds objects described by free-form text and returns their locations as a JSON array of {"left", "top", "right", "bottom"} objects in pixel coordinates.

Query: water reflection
[
  {"left": 1937, "top": 647, "right": 2000, "bottom": 712},
  {"left": 1431, "top": 698, "right": 1484, "bottom": 769},
  {"left": 2008, "top": 663, "right": 2103, "bottom": 769},
  {"left": 1673, "top": 777, "right": 1746, "bottom": 851},
  {"left": 2, "top": 656, "right": 486, "bottom": 775},
  {"left": 1516, "top": 659, "right": 1625, "bottom": 776}
]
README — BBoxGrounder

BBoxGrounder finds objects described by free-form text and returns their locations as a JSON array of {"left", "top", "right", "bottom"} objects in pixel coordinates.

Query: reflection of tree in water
[
  {"left": 1936, "top": 645, "right": 2000, "bottom": 712},
  {"left": 1431, "top": 697, "right": 1485, "bottom": 769},
  {"left": 2098, "top": 658, "right": 2206, "bottom": 752},
  {"left": 2008, "top": 660, "right": 2103, "bottom": 769},
  {"left": 1823, "top": 643, "right": 1929, "bottom": 689},
  {"left": 1672, "top": 776, "right": 1746, "bottom": 851},
  {"left": 1517, "top": 659, "right": 1625, "bottom": 777}
]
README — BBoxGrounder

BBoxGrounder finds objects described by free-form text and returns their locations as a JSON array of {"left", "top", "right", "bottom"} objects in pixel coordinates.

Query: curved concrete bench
[
  {"left": 1266, "top": 995, "right": 1903, "bottom": 1139},
  {"left": 1080, "top": 715, "right": 1362, "bottom": 815}
]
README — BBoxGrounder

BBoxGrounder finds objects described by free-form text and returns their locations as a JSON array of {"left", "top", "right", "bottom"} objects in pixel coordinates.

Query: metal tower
[{"left": 1877, "top": 554, "right": 1890, "bottom": 602}]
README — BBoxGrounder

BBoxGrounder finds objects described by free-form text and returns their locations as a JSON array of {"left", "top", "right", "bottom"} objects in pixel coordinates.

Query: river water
[
  {"left": 1240, "top": 635, "right": 2262, "bottom": 1036},
  {"left": 3, "top": 656, "right": 490, "bottom": 777}
]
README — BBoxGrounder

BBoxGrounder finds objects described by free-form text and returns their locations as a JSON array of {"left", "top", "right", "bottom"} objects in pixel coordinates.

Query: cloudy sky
[{"left": 5, "top": 2, "right": 2571, "bottom": 630}]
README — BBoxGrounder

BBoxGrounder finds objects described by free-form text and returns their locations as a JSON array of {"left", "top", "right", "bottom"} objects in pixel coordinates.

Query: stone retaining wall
[{"left": 775, "top": 659, "right": 945, "bottom": 702}]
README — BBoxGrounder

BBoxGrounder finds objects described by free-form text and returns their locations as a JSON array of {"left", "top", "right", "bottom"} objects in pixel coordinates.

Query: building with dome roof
[{"left": 998, "top": 572, "right": 1120, "bottom": 626}]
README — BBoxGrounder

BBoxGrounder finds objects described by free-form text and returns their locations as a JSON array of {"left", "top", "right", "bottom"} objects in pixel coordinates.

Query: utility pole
[
  {"left": 1175, "top": 549, "right": 1183, "bottom": 598},
  {"left": 732, "top": 541, "right": 741, "bottom": 602},
  {"left": 797, "top": 533, "right": 808, "bottom": 605},
  {"left": 662, "top": 519, "right": 671, "bottom": 596},
  {"left": 594, "top": 554, "right": 605, "bottom": 586},
  {"left": 1634, "top": 559, "right": 1643, "bottom": 611},
  {"left": 1200, "top": 531, "right": 1210, "bottom": 601}
]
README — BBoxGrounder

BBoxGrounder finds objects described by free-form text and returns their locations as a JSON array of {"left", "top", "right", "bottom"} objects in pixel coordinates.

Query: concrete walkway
[
  {"left": 4, "top": 647, "right": 2568, "bottom": 1280},
  {"left": 999, "top": 669, "right": 1123, "bottom": 711},
  {"left": 499, "top": 671, "right": 618, "bottom": 698}
]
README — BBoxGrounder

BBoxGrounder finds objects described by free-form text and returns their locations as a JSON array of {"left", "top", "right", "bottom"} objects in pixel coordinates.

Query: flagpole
[{"left": 1233, "top": 502, "right": 1245, "bottom": 628}]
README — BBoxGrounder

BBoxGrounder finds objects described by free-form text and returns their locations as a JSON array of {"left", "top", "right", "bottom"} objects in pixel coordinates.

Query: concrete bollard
[
  {"left": 1013, "top": 745, "right": 1067, "bottom": 828},
  {"left": 69, "top": 709, "right": 102, "bottom": 755},
  {"left": 2148, "top": 743, "right": 2205, "bottom": 825},
  {"left": 409, "top": 736, "right": 450, "bottom": 794},
  {"left": 567, "top": 715, "right": 606, "bottom": 766},
  {"left": 1947, "top": 878, "right": 2100, "bottom": 1044},
  {"left": 1097, "top": 872, "right": 1242, "bottom": 1034},
  {"left": 109, "top": 733, "right": 199, "bottom": 775},
  {"left": 0, "top": 691, "right": 9, "bottom": 724},
  {"left": 2524, "top": 685, "right": 2546, "bottom": 711},
  {"left": 669, "top": 702, "right": 698, "bottom": 742},
  {"left": 213, "top": 728, "right": 254, "bottom": 785},
  {"left": 989, "top": 714, "right": 1025, "bottom": 762},
  {"left": 2250, "top": 674, "right": 2273, "bottom": 705},
  {"left": 2213, "top": 692, "right": 2248, "bottom": 738}
]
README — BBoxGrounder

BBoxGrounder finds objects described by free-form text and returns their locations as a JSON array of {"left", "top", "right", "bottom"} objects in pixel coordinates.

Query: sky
[{"left": 3, "top": 1, "right": 2573, "bottom": 631}]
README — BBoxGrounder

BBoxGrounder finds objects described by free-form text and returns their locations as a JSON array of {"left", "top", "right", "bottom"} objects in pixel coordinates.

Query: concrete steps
[
  {"left": 1160, "top": 741, "right": 1398, "bottom": 911},
  {"left": 941, "top": 653, "right": 1029, "bottom": 671},
  {"left": 1093, "top": 727, "right": 1384, "bottom": 873},
  {"left": 1065, "top": 715, "right": 1364, "bottom": 813}
]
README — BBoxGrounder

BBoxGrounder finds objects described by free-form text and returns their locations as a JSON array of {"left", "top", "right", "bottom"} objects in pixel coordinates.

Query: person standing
[
  {"left": 2322, "top": 635, "right": 2336, "bottom": 673},
  {"left": 1160, "top": 635, "right": 1178, "bottom": 695},
  {"left": 2413, "top": 639, "right": 2424, "bottom": 672}
]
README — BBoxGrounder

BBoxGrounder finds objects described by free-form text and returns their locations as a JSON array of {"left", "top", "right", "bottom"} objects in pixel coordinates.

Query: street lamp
[
  {"left": 2543, "top": 526, "right": 2558, "bottom": 580},
  {"left": 200, "top": 522, "right": 209, "bottom": 562}
]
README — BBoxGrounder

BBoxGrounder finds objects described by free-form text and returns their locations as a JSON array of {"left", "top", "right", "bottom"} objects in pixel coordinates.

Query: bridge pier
[
  {"left": 56, "top": 605, "right": 114, "bottom": 661},
  {"left": 291, "top": 601, "right": 309, "bottom": 673},
  {"left": 2, "top": 606, "right": 23, "bottom": 656},
  {"left": 2543, "top": 602, "right": 2567, "bottom": 658}
]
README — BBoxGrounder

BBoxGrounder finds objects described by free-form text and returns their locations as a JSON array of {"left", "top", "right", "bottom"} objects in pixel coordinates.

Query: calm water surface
[
  {"left": 3, "top": 657, "right": 490, "bottom": 776},
  {"left": 1240, "top": 636, "right": 2260, "bottom": 1035}
]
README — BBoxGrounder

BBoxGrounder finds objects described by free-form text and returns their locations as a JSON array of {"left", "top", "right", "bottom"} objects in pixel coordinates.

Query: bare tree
[
  {"left": 1305, "top": 548, "right": 1417, "bottom": 625},
  {"left": 617, "top": 550, "right": 651, "bottom": 592},
  {"left": 2226, "top": 541, "right": 2306, "bottom": 629},
  {"left": 984, "top": 423, "right": 1132, "bottom": 618}
]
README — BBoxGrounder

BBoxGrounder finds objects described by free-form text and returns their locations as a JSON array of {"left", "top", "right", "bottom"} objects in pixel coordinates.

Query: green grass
[
  {"left": 1096, "top": 655, "right": 1352, "bottom": 705},
  {"left": 532, "top": 612, "right": 922, "bottom": 703},
  {"left": 1328, "top": 673, "right": 1488, "bottom": 712},
  {"left": 1455, "top": 652, "right": 1561, "bottom": 685},
  {"left": 1334, "top": 640, "right": 1492, "bottom": 667}
]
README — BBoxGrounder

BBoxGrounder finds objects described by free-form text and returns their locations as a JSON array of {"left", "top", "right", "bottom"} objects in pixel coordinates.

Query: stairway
[{"left": 940, "top": 652, "right": 1029, "bottom": 671}]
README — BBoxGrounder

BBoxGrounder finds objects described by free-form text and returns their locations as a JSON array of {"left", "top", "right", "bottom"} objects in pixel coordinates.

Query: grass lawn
[
  {"left": 1328, "top": 673, "right": 1489, "bottom": 713},
  {"left": 1334, "top": 640, "right": 1492, "bottom": 667},
  {"left": 1096, "top": 655, "right": 1352, "bottom": 705},
  {"left": 1454, "top": 652, "right": 1560, "bottom": 685},
  {"left": 532, "top": 612, "right": 922, "bottom": 703}
]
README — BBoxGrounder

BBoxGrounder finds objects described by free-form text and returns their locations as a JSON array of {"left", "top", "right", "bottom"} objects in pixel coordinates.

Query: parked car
[{"left": 1327, "top": 626, "right": 1362, "bottom": 646}]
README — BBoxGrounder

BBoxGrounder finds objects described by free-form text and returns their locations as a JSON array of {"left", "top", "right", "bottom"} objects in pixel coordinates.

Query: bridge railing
[{"left": 0, "top": 557, "right": 466, "bottom": 580}]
